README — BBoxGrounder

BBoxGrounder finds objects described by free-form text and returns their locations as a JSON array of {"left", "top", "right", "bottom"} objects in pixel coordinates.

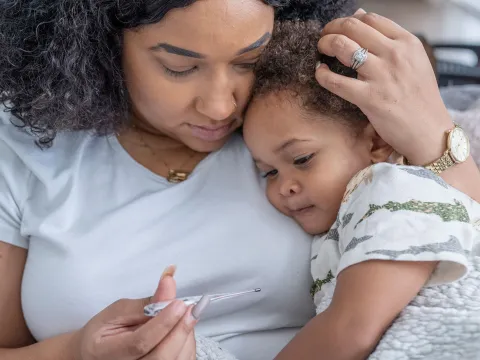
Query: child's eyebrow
[{"left": 274, "top": 138, "right": 309, "bottom": 153}]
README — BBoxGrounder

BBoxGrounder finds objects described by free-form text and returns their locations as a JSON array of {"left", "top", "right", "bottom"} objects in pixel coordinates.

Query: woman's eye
[
  {"left": 261, "top": 169, "right": 278, "bottom": 178},
  {"left": 235, "top": 62, "right": 257, "bottom": 71},
  {"left": 163, "top": 66, "right": 198, "bottom": 78},
  {"left": 294, "top": 153, "right": 315, "bottom": 166}
]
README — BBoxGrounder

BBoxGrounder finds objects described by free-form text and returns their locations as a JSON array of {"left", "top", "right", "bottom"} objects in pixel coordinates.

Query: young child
[{"left": 243, "top": 21, "right": 480, "bottom": 359}]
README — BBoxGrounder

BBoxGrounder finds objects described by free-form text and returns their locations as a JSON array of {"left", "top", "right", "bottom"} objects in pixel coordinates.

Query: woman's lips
[{"left": 188, "top": 120, "right": 235, "bottom": 142}]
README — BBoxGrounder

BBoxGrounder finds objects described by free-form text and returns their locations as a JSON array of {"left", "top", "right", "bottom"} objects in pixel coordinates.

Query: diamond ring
[{"left": 351, "top": 47, "right": 368, "bottom": 71}]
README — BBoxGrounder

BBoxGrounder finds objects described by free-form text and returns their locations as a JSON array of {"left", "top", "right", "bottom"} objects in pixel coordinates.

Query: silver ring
[{"left": 351, "top": 47, "right": 368, "bottom": 71}]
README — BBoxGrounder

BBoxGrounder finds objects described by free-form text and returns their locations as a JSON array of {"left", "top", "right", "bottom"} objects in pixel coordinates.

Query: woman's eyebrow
[
  {"left": 150, "top": 43, "right": 205, "bottom": 58},
  {"left": 237, "top": 32, "right": 271, "bottom": 55},
  {"left": 149, "top": 32, "right": 271, "bottom": 59}
]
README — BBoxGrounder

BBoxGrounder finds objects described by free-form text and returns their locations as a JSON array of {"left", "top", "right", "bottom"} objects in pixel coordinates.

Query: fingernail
[
  {"left": 171, "top": 300, "right": 187, "bottom": 316},
  {"left": 184, "top": 305, "right": 197, "bottom": 326},
  {"left": 355, "top": 8, "right": 367, "bottom": 14},
  {"left": 160, "top": 265, "right": 176, "bottom": 280},
  {"left": 191, "top": 295, "right": 211, "bottom": 321},
  {"left": 315, "top": 61, "right": 322, "bottom": 70}
]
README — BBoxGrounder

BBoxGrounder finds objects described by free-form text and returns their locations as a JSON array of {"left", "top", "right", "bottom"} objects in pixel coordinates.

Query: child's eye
[
  {"left": 294, "top": 153, "right": 315, "bottom": 166},
  {"left": 261, "top": 169, "right": 278, "bottom": 178}
]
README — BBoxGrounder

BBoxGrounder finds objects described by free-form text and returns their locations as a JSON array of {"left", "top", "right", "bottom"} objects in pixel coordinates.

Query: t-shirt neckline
[{"left": 107, "top": 133, "right": 229, "bottom": 184}]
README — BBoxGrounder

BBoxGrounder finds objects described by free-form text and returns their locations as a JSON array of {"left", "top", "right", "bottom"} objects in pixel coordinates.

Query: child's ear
[{"left": 363, "top": 124, "right": 393, "bottom": 163}]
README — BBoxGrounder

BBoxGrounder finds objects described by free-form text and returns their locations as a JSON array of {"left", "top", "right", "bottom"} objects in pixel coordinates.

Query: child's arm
[{"left": 275, "top": 259, "right": 436, "bottom": 360}]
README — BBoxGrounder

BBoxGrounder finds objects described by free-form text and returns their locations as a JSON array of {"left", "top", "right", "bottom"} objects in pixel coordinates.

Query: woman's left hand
[{"left": 315, "top": 9, "right": 451, "bottom": 166}]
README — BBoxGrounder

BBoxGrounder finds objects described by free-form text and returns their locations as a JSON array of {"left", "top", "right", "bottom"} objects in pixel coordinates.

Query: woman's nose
[
  {"left": 196, "top": 96, "right": 237, "bottom": 121},
  {"left": 195, "top": 71, "right": 237, "bottom": 121},
  {"left": 279, "top": 178, "right": 301, "bottom": 197}
]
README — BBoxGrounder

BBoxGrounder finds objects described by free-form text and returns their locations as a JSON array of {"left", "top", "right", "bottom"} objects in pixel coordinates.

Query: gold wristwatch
[{"left": 424, "top": 124, "right": 470, "bottom": 175}]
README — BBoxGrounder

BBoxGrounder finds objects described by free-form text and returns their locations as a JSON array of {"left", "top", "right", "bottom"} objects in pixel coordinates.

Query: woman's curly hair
[
  {"left": 0, "top": 0, "right": 357, "bottom": 146},
  {"left": 252, "top": 20, "right": 368, "bottom": 131}
]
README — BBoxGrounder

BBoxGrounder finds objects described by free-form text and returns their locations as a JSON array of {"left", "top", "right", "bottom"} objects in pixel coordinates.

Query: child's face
[{"left": 244, "top": 93, "right": 374, "bottom": 235}]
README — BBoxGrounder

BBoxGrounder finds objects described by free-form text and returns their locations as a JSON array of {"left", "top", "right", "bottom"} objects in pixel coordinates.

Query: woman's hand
[
  {"left": 315, "top": 9, "right": 452, "bottom": 166},
  {"left": 75, "top": 267, "right": 198, "bottom": 360}
]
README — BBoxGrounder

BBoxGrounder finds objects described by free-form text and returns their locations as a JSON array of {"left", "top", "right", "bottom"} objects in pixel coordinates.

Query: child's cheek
[{"left": 266, "top": 183, "right": 284, "bottom": 213}]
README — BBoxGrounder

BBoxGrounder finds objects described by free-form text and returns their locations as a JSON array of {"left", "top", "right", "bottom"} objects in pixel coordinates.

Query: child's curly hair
[{"left": 252, "top": 20, "right": 368, "bottom": 131}]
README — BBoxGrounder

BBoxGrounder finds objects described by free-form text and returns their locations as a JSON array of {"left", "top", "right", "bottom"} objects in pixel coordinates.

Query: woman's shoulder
[{"left": 0, "top": 107, "right": 105, "bottom": 181}]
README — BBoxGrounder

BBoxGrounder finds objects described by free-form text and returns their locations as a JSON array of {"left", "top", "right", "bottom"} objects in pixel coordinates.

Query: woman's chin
[
  {"left": 180, "top": 133, "right": 232, "bottom": 153},
  {"left": 192, "top": 138, "right": 231, "bottom": 153},
  {"left": 183, "top": 126, "right": 240, "bottom": 153}
]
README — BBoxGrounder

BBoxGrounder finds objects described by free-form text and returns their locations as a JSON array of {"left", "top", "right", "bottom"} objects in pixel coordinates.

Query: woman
[{"left": 0, "top": 1, "right": 479, "bottom": 360}]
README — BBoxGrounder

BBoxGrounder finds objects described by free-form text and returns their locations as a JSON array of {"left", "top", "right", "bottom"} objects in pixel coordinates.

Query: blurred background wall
[{"left": 358, "top": 0, "right": 480, "bottom": 86}]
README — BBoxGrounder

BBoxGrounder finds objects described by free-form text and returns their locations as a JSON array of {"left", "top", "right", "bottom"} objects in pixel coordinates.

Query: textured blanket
[
  {"left": 368, "top": 256, "right": 480, "bottom": 360},
  {"left": 196, "top": 335, "right": 237, "bottom": 360},
  {"left": 309, "top": 257, "right": 480, "bottom": 360}
]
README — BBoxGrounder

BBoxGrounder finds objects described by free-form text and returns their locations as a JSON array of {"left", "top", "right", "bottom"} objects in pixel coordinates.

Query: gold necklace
[{"left": 133, "top": 126, "right": 196, "bottom": 183}]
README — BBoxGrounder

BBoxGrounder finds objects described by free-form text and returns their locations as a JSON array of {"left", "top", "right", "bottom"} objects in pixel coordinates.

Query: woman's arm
[
  {"left": 0, "top": 241, "right": 78, "bottom": 359},
  {"left": 0, "top": 334, "right": 78, "bottom": 360},
  {"left": 315, "top": 10, "right": 480, "bottom": 202},
  {"left": 438, "top": 159, "right": 480, "bottom": 202},
  {"left": 0, "top": 240, "right": 198, "bottom": 360},
  {"left": 275, "top": 260, "right": 436, "bottom": 360},
  {"left": 0, "top": 243, "right": 35, "bottom": 348}
]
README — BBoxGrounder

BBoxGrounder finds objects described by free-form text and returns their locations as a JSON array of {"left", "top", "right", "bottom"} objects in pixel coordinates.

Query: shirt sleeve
[
  {"left": 0, "top": 136, "right": 31, "bottom": 249},
  {"left": 336, "top": 163, "right": 477, "bottom": 286}
]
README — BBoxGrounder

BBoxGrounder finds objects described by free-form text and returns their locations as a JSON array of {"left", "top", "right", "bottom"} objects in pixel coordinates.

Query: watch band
[{"left": 424, "top": 149, "right": 455, "bottom": 175}]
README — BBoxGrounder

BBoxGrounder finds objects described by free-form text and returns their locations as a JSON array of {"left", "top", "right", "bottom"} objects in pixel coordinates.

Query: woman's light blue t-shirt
[{"left": 0, "top": 110, "right": 314, "bottom": 360}]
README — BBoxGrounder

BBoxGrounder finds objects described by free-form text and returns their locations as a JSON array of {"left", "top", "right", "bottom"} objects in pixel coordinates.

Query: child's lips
[{"left": 289, "top": 205, "right": 315, "bottom": 217}]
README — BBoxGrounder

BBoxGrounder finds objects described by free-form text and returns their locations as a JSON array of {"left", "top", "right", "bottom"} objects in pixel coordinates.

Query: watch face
[{"left": 449, "top": 127, "right": 470, "bottom": 163}]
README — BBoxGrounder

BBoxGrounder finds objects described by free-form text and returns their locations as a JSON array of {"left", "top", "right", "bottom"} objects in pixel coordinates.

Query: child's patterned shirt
[{"left": 311, "top": 163, "right": 480, "bottom": 311}]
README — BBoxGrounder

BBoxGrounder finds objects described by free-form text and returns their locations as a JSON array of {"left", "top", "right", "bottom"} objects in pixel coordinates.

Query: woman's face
[{"left": 122, "top": 0, "right": 274, "bottom": 152}]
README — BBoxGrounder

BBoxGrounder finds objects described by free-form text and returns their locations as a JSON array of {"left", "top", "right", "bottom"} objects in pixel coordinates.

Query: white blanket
[{"left": 368, "top": 256, "right": 480, "bottom": 360}]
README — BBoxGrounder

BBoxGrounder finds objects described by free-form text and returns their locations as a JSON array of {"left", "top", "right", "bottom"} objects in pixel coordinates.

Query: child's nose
[{"left": 279, "top": 178, "right": 301, "bottom": 197}]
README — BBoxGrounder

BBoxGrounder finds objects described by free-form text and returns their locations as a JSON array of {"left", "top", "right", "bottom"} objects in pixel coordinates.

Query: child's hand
[{"left": 315, "top": 9, "right": 451, "bottom": 167}]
